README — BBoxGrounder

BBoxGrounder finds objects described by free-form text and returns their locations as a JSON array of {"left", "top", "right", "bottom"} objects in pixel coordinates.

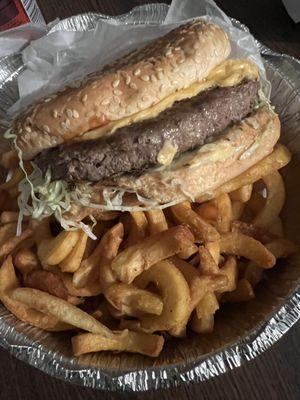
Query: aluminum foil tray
[{"left": 0, "top": 3, "right": 300, "bottom": 391}]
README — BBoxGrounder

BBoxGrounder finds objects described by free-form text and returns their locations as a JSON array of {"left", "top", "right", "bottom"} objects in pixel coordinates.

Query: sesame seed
[
  {"left": 130, "top": 82, "right": 137, "bottom": 90},
  {"left": 18, "top": 128, "right": 22, "bottom": 134},
  {"left": 101, "top": 99, "right": 110, "bottom": 106},
  {"left": 81, "top": 94, "right": 88, "bottom": 103},
  {"left": 141, "top": 75, "right": 150, "bottom": 82},
  {"left": 25, "top": 126, "right": 31, "bottom": 133},
  {"left": 43, "top": 125, "right": 50, "bottom": 133},
  {"left": 53, "top": 109, "right": 58, "bottom": 118},
  {"left": 112, "top": 79, "right": 120, "bottom": 88},
  {"left": 137, "top": 101, "right": 144, "bottom": 109},
  {"left": 150, "top": 74, "right": 157, "bottom": 83},
  {"left": 44, "top": 97, "right": 52, "bottom": 103},
  {"left": 178, "top": 57, "right": 185, "bottom": 64},
  {"left": 155, "top": 67, "right": 163, "bottom": 72},
  {"left": 142, "top": 95, "right": 148, "bottom": 102},
  {"left": 174, "top": 47, "right": 181, "bottom": 51},
  {"left": 134, "top": 69, "right": 141, "bottom": 76},
  {"left": 66, "top": 109, "right": 73, "bottom": 118},
  {"left": 67, "top": 96, "right": 72, "bottom": 102},
  {"left": 65, "top": 119, "right": 70, "bottom": 127},
  {"left": 125, "top": 76, "right": 131, "bottom": 85},
  {"left": 157, "top": 71, "right": 164, "bottom": 80},
  {"left": 159, "top": 84, "right": 165, "bottom": 92},
  {"left": 114, "top": 96, "right": 121, "bottom": 104},
  {"left": 86, "top": 111, "right": 95, "bottom": 118},
  {"left": 73, "top": 110, "right": 79, "bottom": 118},
  {"left": 193, "top": 43, "right": 199, "bottom": 50},
  {"left": 113, "top": 89, "right": 123, "bottom": 96}
]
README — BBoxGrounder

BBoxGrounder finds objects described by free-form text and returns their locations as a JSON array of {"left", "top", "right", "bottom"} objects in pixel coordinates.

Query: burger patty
[{"left": 35, "top": 80, "right": 259, "bottom": 182}]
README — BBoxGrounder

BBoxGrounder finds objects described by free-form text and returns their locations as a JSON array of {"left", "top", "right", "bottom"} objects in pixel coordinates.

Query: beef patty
[{"left": 35, "top": 80, "right": 259, "bottom": 182}]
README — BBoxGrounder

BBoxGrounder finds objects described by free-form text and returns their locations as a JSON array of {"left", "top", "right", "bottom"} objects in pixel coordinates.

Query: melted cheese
[{"left": 79, "top": 59, "right": 259, "bottom": 141}]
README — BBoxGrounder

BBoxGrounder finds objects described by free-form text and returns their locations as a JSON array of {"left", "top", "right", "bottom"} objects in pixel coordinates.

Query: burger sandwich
[{"left": 3, "top": 19, "right": 280, "bottom": 235}]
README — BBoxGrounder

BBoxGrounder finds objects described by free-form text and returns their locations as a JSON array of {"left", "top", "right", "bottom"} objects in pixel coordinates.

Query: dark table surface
[{"left": 1, "top": 1, "right": 300, "bottom": 399}]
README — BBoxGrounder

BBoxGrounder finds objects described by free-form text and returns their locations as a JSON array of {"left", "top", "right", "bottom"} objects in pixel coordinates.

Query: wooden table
[{"left": 1, "top": 1, "right": 300, "bottom": 399}]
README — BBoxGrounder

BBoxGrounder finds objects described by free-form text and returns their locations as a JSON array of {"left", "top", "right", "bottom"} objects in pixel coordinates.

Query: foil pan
[{"left": 0, "top": 4, "right": 300, "bottom": 392}]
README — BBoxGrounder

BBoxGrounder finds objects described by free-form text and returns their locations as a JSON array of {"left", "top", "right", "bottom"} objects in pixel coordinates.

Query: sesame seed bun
[{"left": 12, "top": 19, "right": 230, "bottom": 160}]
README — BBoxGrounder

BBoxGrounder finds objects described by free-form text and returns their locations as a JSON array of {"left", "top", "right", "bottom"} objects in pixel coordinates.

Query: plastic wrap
[{"left": 0, "top": 0, "right": 300, "bottom": 392}]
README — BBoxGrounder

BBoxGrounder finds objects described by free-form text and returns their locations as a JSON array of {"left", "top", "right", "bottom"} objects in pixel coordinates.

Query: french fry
[
  {"left": 246, "top": 192, "right": 266, "bottom": 216},
  {"left": 191, "top": 313, "right": 214, "bottom": 334},
  {"left": 198, "top": 245, "right": 219, "bottom": 274},
  {"left": 11, "top": 287, "right": 114, "bottom": 337},
  {"left": 229, "top": 184, "right": 253, "bottom": 202},
  {"left": 83, "top": 222, "right": 106, "bottom": 259},
  {"left": 0, "top": 227, "right": 32, "bottom": 261},
  {"left": 211, "top": 194, "right": 232, "bottom": 233},
  {"left": 23, "top": 270, "right": 68, "bottom": 300},
  {"left": 231, "top": 220, "right": 277, "bottom": 244},
  {"left": 126, "top": 211, "right": 148, "bottom": 246},
  {"left": 59, "top": 230, "right": 88, "bottom": 273},
  {"left": 98, "top": 222, "right": 124, "bottom": 291},
  {"left": 220, "top": 232, "right": 276, "bottom": 268},
  {"left": 206, "top": 241, "right": 220, "bottom": 265},
  {"left": 145, "top": 209, "right": 168, "bottom": 234},
  {"left": 13, "top": 248, "right": 39, "bottom": 274},
  {"left": 0, "top": 222, "right": 18, "bottom": 247},
  {"left": 253, "top": 171, "right": 285, "bottom": 228},
  {"left": 244, "top": 263, "right": 264, "bottom": 287},
  {"left": 73, "top": 222, "right": 123, "bottom": 289},
  {"left": 119, "top": 319, "right": 150, "bottom": 333},
  {"left": 135, "top": 260, "right": 191, "bottom": 332},
  {"left": 218, "top": 256, "right": 238, "bottom": 293},
  {"left": 195, "top": 202, "right": 217, "bottom": 222},
  {"left": 0, "top": 256, "right": 70, "bottom": 331},
  {"left": 196, "top": 144, "right": 291, "bottom": 202},
  {"left": 0, "top": 211, "right": 19, "bottom": 224},
  {"left": 196, "top": 292, "right": 219, "bottom": 319},
  {"left": 171, "top": 201, "right": 219, "bottom": 243},
  {"left": 171, "top": 257, "right": 228, "bottom": 308},
  {"left": 37, "top": 230, "right": 81, "bottom": 266},
  {"left": 71, "top": 330, "right": 164, "bottom": 357},
  {"left": 104, "top": 283, "right": 163, "bottom": 317},
  {"left": 222, "top": 278, "right": 254, "bottom": 302},
  {"left": 177, "top": 243, "right": 198, "bottom": 259},
  {"left": 231, "top": 201, "right": 245, "bottom": 220},
  {"left": 60, "top": 272, "right": 102, "bottom": 297},
  {"left": 111, "top": 225, "right": 194, "bottom": 284}
]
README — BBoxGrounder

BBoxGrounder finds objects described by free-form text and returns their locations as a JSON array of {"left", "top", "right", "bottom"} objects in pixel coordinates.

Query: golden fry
[
  {"left": 211, "top": 194, "right": 232, "bottom": 233},
  {"left": 11, "top": 287, "right": 114, "bottom": 337},
  {"left": 72, "top": 330, "right": 164, "bottom": 357},
  {"left": 111, "top": 225, "right": 194, "bottom": 284},
  {"left": 0, "top": 256, "right": 69, "bottom": 331},
  {"left": 198, "top": 245, "right": 219, "bottom": 275},
  {"left": 222, "top": 278, "right": 254, "bottom": 302},
  {"left": 196, "top": 292, "right": 219, "bottom": 319},
  {"left": 195, "top": 202, "right": 217, "bottom": 222},
  {"left": 145, "top": 209, "right": 168, "bottom": 234},
  {"left": 126, "top": 211, "right": 148, "bottom": 246},
  {"left": 60, "top": 272, "right": 102, "bottom": 297},
  {"left": 0, "top": 227, "right": 32, "bottom": 261},
  {"left": 220, "top": 232, "right": 276, "bottom": 268},
  {"left": 104, "top": 283, "right": 163, "bottom": 317},
  {"left": 135, "top": 260, "right": 191, "bottom": 332},
  {"left": 59, "top": 230, "right": 88, "bottom": 273},
  {"left": 218, "top": 256, "right": 238, "bottom": 293},
  {"left": 231, "top": 201, "right": 245, "bottom": 221},
  {"left": 171, "top": 201, "right": 219, "bottom": 243},
  {"left": 73, "top": 222, "right": 123, "bottom": 289},
  {"left": 0, "top": 211, "right": 19, "bottom": 224},
  {"left": 177, "top": 243, "right": 198, "bottom": 259},
  {"left": 231, "top": 220, "right": 277, "bottom": 244},
  {"left": 13, "top": 248, "right": 39, "bottom": 274},
  {"left": 191, "top": 313, "right": 214, "bottom": 334},
  {"left": 37, "top": 230, "right": 80, "bottom": 265},
  {"left": 206, "top": 241, "right": 220, "bottom": 265},
  {"left": 23, "top": 270, "right": 68, "bottom": 300},
  {"left": 230, "top": 184, "right": 253, "bottom": 202},
  {"left": 253, "top": 171, "right": 285, "bottom": 228}
]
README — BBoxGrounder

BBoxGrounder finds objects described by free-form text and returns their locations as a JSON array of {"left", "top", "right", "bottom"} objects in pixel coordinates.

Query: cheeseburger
[{"left": 4, "top": 20, "right": 280, "bottom": 232}]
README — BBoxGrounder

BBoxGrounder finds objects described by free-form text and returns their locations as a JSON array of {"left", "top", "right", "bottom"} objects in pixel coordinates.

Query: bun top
[{"left": 12, "top": 19, "right": 230, "bottom": 160}]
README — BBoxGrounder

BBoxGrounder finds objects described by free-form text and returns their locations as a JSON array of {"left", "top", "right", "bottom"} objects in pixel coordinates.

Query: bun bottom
[{"left": 70, "top": 106, "right": 280, "bottom": 217}]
